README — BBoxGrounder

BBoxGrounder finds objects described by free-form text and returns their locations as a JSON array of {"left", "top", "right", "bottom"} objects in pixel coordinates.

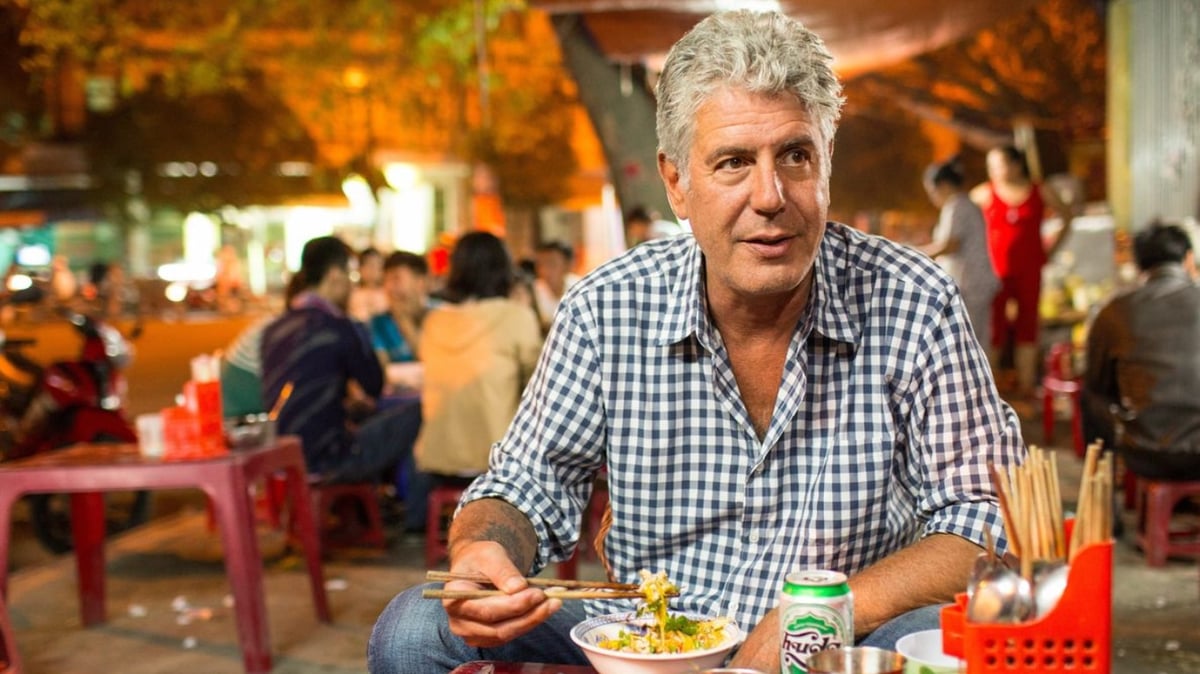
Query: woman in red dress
[{"left": 971, "top": 144, "right": 1076, "bottom": 406}]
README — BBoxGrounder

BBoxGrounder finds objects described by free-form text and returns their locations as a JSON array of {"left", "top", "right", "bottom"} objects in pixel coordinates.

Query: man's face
[
  {"left": 359, "top": 254, "right": 383, "bottom": 286},
  {"left": 659, "top": 86, "right": 831, "bottom": 305},
  {"left": 535, "top": 249, "right": 568, "bottom": 284},
  {"left": 385, "top": 266, "right": 427, "bottom": 309},
  {"left": 330, "top": 262, "right": 354, "bottom": 310}
]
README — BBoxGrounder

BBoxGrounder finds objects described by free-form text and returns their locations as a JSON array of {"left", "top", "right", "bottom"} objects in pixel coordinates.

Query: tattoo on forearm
[{"left": 450, "top": 499, "right": 538, "bottom": 572}]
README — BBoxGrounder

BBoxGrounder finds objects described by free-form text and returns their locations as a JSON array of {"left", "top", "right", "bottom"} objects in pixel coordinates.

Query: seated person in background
[
  {"left": 347, "top": 246, "right": 388, "bottom": 323},
  {"left": 368, "top": 11, "right": 1023, "bottom": 673},
  {"left": 261, "top": 236, "right": 420, "bottom": 487},
  {"left": 369, "top": 251, "right": 431, "bottom": 392},
  {"left": 531, "top": 241, "right": 578, "bottom": 333},
  {"left": 1083, "top": 221, "right": 1200, "bottom": 481},
  {"left": 220, "top": 274, "right": 305, "bottom": 418},
  {"left": 406, "top": 231, "right": 542, "bottom": 524}
]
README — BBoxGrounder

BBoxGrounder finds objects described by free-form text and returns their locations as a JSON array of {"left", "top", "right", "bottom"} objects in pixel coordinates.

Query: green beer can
[{"left": 779, "top": 570, "right": 854, "bottom": 674}]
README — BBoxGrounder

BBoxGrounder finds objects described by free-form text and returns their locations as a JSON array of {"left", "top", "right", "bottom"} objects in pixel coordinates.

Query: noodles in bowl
[
  {"left": 569, "top": 570, "right": 743, "bottom": 674},
  {"left": 570, "top": 612, "right": 743, "bottom": 674}
]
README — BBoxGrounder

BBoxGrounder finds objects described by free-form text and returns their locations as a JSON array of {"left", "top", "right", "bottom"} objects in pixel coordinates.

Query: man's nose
[{"left": 750, "top": 164, "right": 785, "bottom": 214}]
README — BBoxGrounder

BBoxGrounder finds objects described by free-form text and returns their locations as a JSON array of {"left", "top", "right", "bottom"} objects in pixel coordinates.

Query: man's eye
[
  {"left": 717, "top": 157, "right": 747, "bottom": 170},
  {"left": 781, "top": 149, "right": 810, "bottom": 165}
]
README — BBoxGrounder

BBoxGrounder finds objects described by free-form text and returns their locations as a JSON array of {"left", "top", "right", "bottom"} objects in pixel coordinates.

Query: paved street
[{"left": 3, "top": 313, "right": 1198, "bottom": 673}]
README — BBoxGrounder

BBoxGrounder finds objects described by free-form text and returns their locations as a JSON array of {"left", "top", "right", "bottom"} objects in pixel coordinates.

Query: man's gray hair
[{"left": 656, "top": 10, "right": 845, "bottom": 177}]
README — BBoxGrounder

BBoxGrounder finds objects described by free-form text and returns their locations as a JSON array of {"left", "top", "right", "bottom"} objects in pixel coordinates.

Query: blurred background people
[
  {"left": 531, "top": 240, "right": 577, "bottom": 334},
  {"left": 82, "top": 261, "right": 131, "bottom": 319},
  {"left": 623, "top": 205, "right": 653, "bottom": 248},
  {"left": 219, "top": 274, "right": 304, "bottom": 419},
  {"left": 213, "top": 243, "right": 246, "bottom": 314},
  {"left": 347, "top": 246, "right": 387, "bottom": 323},
  {"left": 921, "top": 156, "right": 999, "bottom": 349},
  {"left": 260, "top": 236, "right": 419, "bottom": 490},
  {"left": 48, "top": 254, "right": 77, "bottom": 310},
  {"left": 369, "top": 250, "right": 431, "bottom": 392},
  {"left": 971, "top": 144, "right": 1077, "bottom": 405},
  {"left": 1082, "top": 221, "right": 1200, "bottom": 481},
  {"left": 410, "top": 231, "right": 542, "bottom": 525}
]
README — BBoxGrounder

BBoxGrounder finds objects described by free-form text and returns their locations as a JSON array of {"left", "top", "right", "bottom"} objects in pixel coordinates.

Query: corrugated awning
[{"left": 530, "top": 0, "right": 1040, "bottom": 76}]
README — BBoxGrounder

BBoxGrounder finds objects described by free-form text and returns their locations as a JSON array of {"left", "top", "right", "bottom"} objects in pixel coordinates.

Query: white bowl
[
  {"left": 895, "top": 629, "right": 965, "bottom": 674},
  {"left": 569, "top": 612, "right": 743, "bottom": 674}
]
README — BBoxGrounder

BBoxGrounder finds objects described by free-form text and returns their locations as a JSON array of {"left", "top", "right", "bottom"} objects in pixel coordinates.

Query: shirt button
[{"left": 748, "top": 531, "right": 760, "bottom": 544}]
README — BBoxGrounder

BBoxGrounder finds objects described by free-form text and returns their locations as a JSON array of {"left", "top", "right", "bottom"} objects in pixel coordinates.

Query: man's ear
[{"left": 657, "top": 152, "right": 689, "bottom": 221}]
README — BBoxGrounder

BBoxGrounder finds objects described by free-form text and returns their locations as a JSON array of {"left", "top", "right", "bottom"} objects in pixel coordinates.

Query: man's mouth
[{"left": 742, "top": 234, "right": 793, "bottom": 258}]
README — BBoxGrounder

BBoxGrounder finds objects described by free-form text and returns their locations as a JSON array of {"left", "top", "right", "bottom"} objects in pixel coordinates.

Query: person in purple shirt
[{"left": 261, "top": 236, "right": 420, "bottom": 493}]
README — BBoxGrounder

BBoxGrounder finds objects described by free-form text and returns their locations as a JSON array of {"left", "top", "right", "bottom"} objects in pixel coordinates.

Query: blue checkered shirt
[{"left": 464, "top": 222, "right": 1025, "bottom": 630}]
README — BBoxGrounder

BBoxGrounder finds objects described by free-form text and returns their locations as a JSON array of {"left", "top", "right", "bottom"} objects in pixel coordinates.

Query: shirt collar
[
  {"left": 653, "top": 225, "right": 865, "bottom": 348},
  {"left": 291, "top": 290, "right": 345, "bottom": 318}
]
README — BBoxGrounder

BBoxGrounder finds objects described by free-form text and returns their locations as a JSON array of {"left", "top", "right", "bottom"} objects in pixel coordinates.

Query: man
[
  {"left": 531, "top": 240, "right": 578, "bottom": 333},
  {"left": 370, "top": 250, "right": 431, "bottom": 369},
  {"left": 1082, "top": 222, "right": 1200, "bottom": 481},
  {"left": 261, "top": 236, "right": 419, "bottom": 485},
  {"left": 368, "top": 11, "right": 1023, "bottom": 672}
]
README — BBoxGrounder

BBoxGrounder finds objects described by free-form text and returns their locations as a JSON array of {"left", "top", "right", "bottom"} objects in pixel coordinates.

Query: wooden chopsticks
[
  {"left": 989, "top": 442, "right": 1114, "bottom": 576},
  {"left": 423, "top": 588, "right": 644, "bottom": 600},
  {"left": 426, "top": 570, "right": 639, "bottom": 590},
  {"left": 422, "top": 570, "right": 650, "bottom": 601}
]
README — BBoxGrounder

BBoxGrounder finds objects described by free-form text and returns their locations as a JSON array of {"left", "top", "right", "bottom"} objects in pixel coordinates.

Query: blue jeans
[
  {"left": 366, "top": 583, "right": 944, "bottom": 673},
  {"left": 324, "top": 400, "right": 421, "bottom": 485}
]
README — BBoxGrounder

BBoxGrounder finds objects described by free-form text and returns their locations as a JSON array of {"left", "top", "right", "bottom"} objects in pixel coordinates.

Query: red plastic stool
[
  {"left": 0, "top": 592, "right": 20, "bottom": 674},
  {"left": 298, "top": 478, "right": 386, "bottom": 549},
  {"left": 425, "top": 478, "right": 584, "bottom": 578},
  {"left": 1040, "top": 342, "right": 1085, "bottom": 457},
  {"left": 425, "top": 479, "right": 477, "bottom": 568},
  {"left": 1136, "top": 478, "right": 1200, "bottom": 566}
]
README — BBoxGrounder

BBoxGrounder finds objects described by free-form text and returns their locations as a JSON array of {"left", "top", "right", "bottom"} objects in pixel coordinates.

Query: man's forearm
[
  {"left": 731, "top": 533, "right": 979, "bottom": 670},
  {"left": 849, "top": 533, "right": 979, "bottom": 635},
  {"left": 448, "top": 497, "right": 539, "bottom": 574}
]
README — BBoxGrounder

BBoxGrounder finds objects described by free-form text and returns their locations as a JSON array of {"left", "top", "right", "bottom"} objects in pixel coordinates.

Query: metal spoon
[
  {"left": 967, "top": 528, "right": 1000, "bottom": 601},
  {"left": 1032, "top": 560, "right": 1069, "bottom": 617},
  {"left": 966, "top": 564, "right": 1035, "bottom": 624}
]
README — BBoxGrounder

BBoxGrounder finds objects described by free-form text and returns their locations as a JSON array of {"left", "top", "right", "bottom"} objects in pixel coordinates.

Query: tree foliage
[
  {"left": 8, "top": 0, "right": 578, "bottom": 209},
  {"left": 847, "top": 0, "right": 1106, "bottom": 152}
]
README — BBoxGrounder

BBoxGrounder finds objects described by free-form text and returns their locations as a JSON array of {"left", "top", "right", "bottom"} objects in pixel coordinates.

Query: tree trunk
[{"left": 551, "top": 14, "right": 672, "bottom": 224}]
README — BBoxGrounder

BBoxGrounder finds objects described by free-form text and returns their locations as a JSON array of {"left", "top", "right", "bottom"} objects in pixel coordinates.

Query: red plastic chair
[{"left": 1041, "top": 342, "right": 1085, "bottom": 457}]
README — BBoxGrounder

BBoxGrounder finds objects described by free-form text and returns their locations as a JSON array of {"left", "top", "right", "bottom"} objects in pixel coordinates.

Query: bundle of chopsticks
[
  {"left": 421, "top": 570, "right": 652, "bottom": 600},
  {"left": 1068, "top": 442, "right": 1114, "bottom": 561},
  {"left": 989, "top": 443, "right": 1113, "bottom": 579}
]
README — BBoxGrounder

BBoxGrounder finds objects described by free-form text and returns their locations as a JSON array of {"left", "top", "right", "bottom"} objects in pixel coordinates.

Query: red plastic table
[
  {"left": 0, "top": 437, "right": 331, "bottom": 674},
  {"left": 449, "top": 663, "right": 597, "bottom": 674}
]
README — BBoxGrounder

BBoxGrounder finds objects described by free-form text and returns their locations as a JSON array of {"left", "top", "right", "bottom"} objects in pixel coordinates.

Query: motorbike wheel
[
  {"left": 28, "top": 433, "right": 152, "bottom": 554},
  {"left": 29, "top": 490, "right": 152, "bottom": 555}
]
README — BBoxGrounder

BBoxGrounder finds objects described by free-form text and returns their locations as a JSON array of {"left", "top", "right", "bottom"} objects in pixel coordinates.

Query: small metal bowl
[{"left": 224, "top": 414, "right": 276, "bottom": 450}]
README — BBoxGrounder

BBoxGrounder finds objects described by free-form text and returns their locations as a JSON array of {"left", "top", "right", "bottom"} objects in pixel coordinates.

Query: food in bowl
[
  {"left": 595, "top": 570, "right": 730, "bottom": 654},
  {"left": 570, "top": 569, "right": 742, "bottom": 674},
  {"left": 570, "top": 612, "right": 743, "bottom": 674}
]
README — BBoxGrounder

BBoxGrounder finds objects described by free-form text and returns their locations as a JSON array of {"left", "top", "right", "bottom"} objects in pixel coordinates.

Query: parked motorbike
[{"left": 0, "top": 311, "right": 149, "bottom": 553}]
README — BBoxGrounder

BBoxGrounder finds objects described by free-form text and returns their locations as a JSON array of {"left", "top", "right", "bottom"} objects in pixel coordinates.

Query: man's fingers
[{"left": 450, "top": 597, "right": 562, "bottom": 647}]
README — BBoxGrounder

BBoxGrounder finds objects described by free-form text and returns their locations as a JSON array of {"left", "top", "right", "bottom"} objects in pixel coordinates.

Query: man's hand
[
  {"left": 442, "top": 540, "right": 562, "bottom": 647},
  {"left": 727, "top": 608, "right": 780, "bottom": 672},
  {"left": 443, "top": 498, "right": 554, "bottom": 647}
]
